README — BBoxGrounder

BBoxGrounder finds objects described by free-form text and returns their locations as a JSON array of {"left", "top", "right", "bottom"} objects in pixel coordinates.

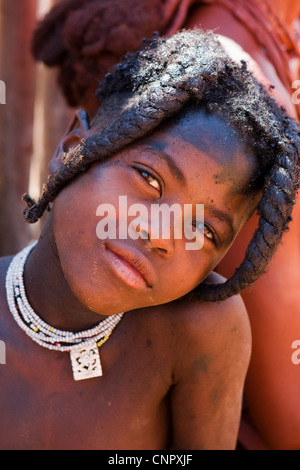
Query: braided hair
[{"left": 24, "top": 29, "right": 300, "bottom": 302}]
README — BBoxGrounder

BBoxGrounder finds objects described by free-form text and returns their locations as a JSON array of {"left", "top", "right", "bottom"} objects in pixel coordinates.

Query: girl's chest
[{"left": 0, "top": 318, "right": 172, "bottom": 450}]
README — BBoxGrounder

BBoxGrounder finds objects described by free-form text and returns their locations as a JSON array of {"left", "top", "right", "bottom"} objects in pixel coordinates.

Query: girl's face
[{"left": 52, "top": 108, "right": 260, "bottom": 315}]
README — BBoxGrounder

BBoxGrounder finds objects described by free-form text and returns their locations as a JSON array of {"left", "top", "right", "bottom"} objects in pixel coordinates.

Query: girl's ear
[{"left": 49, "top": 109, "right": 91, "bottom": 174}]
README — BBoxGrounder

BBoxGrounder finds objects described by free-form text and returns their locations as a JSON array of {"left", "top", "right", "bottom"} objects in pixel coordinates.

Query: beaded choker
[{"left": 5, "top": 242, "right": 124, "bottom": 381}]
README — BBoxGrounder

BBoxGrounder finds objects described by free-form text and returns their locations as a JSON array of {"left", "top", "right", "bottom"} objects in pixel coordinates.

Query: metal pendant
[{"left": 70, "top": 342, "right": 103, "bottom": 381}]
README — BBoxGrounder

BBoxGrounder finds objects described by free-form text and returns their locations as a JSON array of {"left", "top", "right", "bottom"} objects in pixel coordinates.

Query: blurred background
[
  {"left": 0, "top": 0, "right": 72, "bottom": 256},
  {"left": 0, "top": 0, "right": 176, "bottom": 255}
]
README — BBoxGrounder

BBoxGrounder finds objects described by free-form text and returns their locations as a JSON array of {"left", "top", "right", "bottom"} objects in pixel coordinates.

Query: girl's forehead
[
  {"left": 160, "top": 107, "right": 249, "bottom": 164},
  {"left": 89, "top": 105, "right": 256, "bottom": 196},
  {"left": 133, "top": 107, "right": 256, "bottom": 192}
]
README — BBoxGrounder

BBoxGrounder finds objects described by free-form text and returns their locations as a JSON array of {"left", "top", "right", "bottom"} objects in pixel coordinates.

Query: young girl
[
  {"left": 31, "top": 0, "right": 300, "bottom": 449},
  {"left": 0, "top": 30, "right": 299, "bottom": 450}
]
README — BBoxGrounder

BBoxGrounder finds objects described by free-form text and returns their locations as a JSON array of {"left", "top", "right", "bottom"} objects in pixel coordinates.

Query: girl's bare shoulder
[
  {"left": 146, "top": 270, "right": 251, "bottom": 369},
  {"left": 152, "top": 270, "right": 250, "bottom": 330}
]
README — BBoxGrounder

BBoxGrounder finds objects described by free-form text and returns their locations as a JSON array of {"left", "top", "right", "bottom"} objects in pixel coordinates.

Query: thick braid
[
  {"left": 23, "top": 86, "right": 191, "bottom": 223},
  {"left": 23, "top": 29, "right": 300, "bottom": 302},
  {"left": 23, "top": 31, "right": 231, "bottom": 223},
  {"left": 192, "top": 137, "right": 300, "bottom": 302},
  {"left": 186, "top": 68, "right": 300, "bottom": 301}
]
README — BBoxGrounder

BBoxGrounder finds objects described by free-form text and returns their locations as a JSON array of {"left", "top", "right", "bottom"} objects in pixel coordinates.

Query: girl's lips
[{"left": 104, "top": 245, "right": 155, "bottom": 290}]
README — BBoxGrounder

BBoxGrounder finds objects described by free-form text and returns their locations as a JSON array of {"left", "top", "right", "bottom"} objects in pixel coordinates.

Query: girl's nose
[{"left": 132, "top": 218, "right": 175, "bottom": 258}]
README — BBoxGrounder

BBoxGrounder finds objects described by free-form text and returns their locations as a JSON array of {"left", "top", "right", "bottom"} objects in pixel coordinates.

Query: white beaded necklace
[{"left": 5, "top": 242, "right": 124, "bottom": 381}]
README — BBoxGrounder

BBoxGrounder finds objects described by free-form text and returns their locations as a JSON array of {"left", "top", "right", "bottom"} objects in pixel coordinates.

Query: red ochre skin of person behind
[
  {"left": 185, "top": 4, "right": 300, "bottom": 449},
  {"left": 0, "top": 108, "right": 256, "bottom": 450}
]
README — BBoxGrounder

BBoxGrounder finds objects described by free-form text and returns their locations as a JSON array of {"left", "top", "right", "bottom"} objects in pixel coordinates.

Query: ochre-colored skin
[
  {"left": 22, "top": 0, "right": 300, "bottom": 450},
  {"left": 0, "top": 109, "right": 255, "bottom": 450},
  {"left": 186, "top": 2, "right": 300, "bottom": 450}
]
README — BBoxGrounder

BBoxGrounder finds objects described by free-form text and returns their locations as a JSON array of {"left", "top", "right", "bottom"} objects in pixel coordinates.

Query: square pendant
[{"left": 70, "top": 342, "right": 103, "bottom": 381}]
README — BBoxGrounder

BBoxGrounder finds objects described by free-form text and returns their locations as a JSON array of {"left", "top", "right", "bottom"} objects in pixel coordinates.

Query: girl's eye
[
  {"left": 203, "top": 227, "right": 214, "bottom": 241},
  {"left": 193, "top": 221, "right": 216, "bottom": 244},
  {"left": 138, "top": 169, "right": 162, "bottom": 194}
]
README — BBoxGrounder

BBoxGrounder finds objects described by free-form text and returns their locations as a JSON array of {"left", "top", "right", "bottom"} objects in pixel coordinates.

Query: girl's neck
[{"left": 23, "top": 219, "right": 108, "bottom": 332}]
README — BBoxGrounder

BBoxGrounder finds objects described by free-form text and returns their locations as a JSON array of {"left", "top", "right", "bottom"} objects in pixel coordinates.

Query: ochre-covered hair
[
  {"left": 25, "top": 30, "right": 300, "bottom": 302},
  {"left": 32, "top": 0, "right": 167, "bottom": 108}
]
